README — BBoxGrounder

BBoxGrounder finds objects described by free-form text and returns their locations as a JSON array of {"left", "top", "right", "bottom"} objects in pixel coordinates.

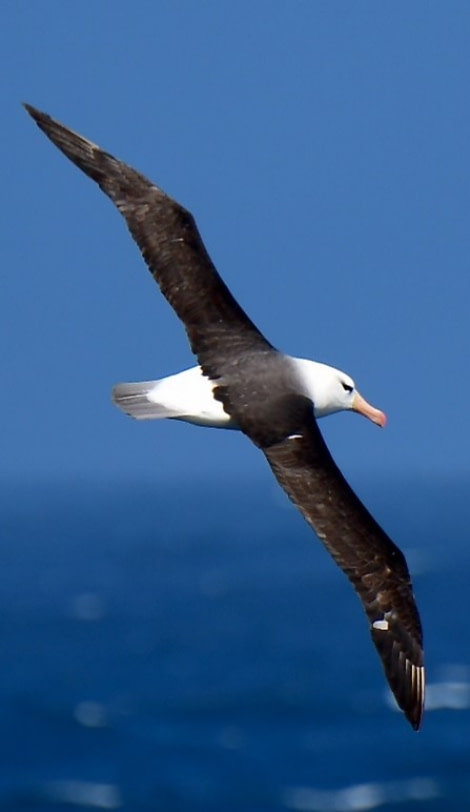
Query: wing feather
[
  {"left": 23, "top": 104, "right": 272, "bottom": 377},
  {"left": 262, "top": 414, "right": 424, "bottom": 730}
]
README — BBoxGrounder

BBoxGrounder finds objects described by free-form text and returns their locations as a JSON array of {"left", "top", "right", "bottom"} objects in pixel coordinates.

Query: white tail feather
[
  {"left": 112, "top": 367, "right": 235, "bottom": 427},
  {"left": 112, "top": 381, "right": 181, "bottom": 420}
]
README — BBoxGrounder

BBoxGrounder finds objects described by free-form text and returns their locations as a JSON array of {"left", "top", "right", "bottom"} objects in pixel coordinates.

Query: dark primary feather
[
  {"left": 24, "top": 104, "right": 425, "bottom": 729},
  {"left": 261, "top": 410, "right": 424, "bottom": 730},
  {"left": 23, "top": 104, "right": 273, "bottom": 380}
]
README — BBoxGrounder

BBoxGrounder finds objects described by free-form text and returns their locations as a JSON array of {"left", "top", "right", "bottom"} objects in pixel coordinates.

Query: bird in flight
[{"left": 24, "top": 104, "right": 424, "bottom": 730}]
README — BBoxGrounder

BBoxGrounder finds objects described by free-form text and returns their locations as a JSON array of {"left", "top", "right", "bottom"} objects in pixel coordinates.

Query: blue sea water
[{"left": 1, "top": 474, "right": 469, "bottom": 810}]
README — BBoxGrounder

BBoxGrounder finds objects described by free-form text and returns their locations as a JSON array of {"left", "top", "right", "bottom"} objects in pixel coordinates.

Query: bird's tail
[{"left": 112, "top": 381, "right": 179, "bottom": 420}]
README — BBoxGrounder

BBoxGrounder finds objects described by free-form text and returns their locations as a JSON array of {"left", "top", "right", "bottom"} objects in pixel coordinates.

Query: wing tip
[
  {"left": 384, "top": 659, "right": 425, "bottom": 731},
  {"left": 386, "top": 658, "right": 425, "bottom": 731},
  {"left": 406, "top": 663, "right": 425, "bottom": 732},
  {"left": 395, "top": 661, "right": 425, "bottom": 731},
  {"left": 23, "top": 102, "right": 48, "bottom": 127},
  {"left": 371, "top": 623, "right": 425, "bottom": 731}
]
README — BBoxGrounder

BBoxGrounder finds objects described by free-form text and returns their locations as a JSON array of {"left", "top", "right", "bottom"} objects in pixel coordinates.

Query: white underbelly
[{"left": 147, "top": 366, "right": 237, "bottom": 428}]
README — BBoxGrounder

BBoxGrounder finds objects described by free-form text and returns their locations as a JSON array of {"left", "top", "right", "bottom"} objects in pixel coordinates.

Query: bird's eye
[{"left": 341, "top": 382, "right": 353, "bottom": 393}]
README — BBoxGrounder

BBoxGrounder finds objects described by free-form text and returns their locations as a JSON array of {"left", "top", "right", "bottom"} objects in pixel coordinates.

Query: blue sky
[{"left": 3, "top": 2, "right": 470, "bottom": 485}]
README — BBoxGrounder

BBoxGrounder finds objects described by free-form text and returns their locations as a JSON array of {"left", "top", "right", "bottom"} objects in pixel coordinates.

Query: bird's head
[{"left": 296, "top": 360, "right": 386, "bottom": 427}]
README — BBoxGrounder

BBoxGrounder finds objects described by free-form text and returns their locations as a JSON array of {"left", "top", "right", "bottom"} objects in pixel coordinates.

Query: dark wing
[
  {"left": 251, "top": 396, "right": 424, "bottom": 731},
  {"left": 23, "top": 104, "right": 274, "bottom": 380}
]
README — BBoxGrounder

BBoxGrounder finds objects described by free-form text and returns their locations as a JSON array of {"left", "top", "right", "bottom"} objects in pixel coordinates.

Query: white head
[{"left": 293, "top": 359, "right": 386, "bottom": 426}]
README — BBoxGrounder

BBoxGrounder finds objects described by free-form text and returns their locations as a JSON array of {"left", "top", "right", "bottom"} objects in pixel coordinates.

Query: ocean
[{"left": 0, "top": 474, "right": 469, "bottom": 810}]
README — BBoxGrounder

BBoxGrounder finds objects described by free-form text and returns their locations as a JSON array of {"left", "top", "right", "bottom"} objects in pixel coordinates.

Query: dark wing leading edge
[
  {"left": 23, "top": 104, "right": 274, "bottom": 380},
  {"left": 252, "top": 398, "right": 425, "bottom": 731},
  {"left": 25, "top": 105, "right": 424, "bottom": 729}
]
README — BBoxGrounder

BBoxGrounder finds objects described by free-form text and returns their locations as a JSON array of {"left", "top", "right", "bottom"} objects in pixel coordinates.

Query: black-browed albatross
[{"left": 24, "top": 104, "right": 425, "bottom": 730}]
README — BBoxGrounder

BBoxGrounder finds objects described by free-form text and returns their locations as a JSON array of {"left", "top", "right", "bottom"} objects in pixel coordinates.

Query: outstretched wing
[
  {"left": 255, "top": 399, "right": 424, "bottom": 730},
  {"left": 24, "top": 104, "right": 273, "bottom": 381}
]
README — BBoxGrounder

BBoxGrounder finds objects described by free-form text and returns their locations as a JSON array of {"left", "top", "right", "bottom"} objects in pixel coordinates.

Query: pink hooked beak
[{"left": 352, "top": 391, "right": 387, "bottom": 427}]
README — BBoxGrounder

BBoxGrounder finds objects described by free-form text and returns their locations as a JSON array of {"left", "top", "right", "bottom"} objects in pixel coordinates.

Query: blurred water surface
[{"left": 0, "top": 474, "right": 469, "bottom": 810}]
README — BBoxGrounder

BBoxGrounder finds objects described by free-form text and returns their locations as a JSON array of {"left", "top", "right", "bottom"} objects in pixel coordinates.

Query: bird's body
[
  {"left": 112, "top": 358, "right": 372, "bottom": 427},
  {"left": 25, "top": 104, "right": 425, "bottom": 730}
]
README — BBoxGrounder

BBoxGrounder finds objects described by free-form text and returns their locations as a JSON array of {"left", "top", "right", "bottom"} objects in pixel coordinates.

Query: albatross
[{"left": 24, "top": 104, "right": 425, "bottom": 730}]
